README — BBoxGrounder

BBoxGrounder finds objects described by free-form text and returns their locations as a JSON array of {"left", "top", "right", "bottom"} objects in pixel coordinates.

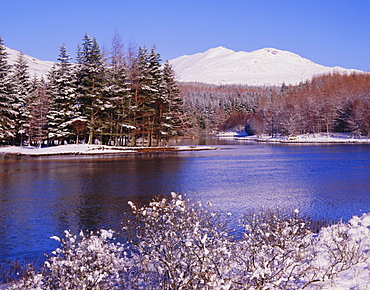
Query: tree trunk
[{"left": 88, "top": 131, "right": 94, "bottom": 144}]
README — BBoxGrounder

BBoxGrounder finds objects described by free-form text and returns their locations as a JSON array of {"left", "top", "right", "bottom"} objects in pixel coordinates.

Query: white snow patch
[
  {"left": 215, "top": 131, "right": 248, "bottom": 138},
  {"left": 236, "top": 132, "right": 370, "bottom": 143},
  {"left": 4, "top": 46, "right": 55, "bottom": 78},
  {"left": 0, "top": 144, "right": 218, "bottom": 156}
]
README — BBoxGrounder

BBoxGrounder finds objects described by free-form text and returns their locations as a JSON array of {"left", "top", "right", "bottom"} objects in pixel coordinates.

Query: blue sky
[{"left": 1, "top": 0, "right": 369, "bottom": 71}]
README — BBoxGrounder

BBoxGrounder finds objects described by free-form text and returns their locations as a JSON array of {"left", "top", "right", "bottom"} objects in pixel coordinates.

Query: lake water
[{"left": 1, "top": 138, "right": 370, "bottom": 263}]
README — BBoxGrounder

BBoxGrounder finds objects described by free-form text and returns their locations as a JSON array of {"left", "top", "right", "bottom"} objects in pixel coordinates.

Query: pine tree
[
  {"left": 0, "top": 37, "right": 15, "bottom": 142},
  {"left": 160, "top": 60, "right": 184, "bottom": 143},
  {"left": 11, "top": 50, "right": 32, "bottom": 144},
  {"left": 75, "top": 34, "right": 106, "bottom": 144},
  {"left": 146, "top": 45, "right": 164, "bottom": 146},
  {"left": 104, "top": 32, "right": 130, "bottom": 145},
  {"left": 124, "top": 46, "right": 183, "bottom": 146},
  {"left": 129, "top": 45, "right": 163, "bottom": 146},
  {"left": 47, "top": 44, "right": 76, "bottom": 143}
]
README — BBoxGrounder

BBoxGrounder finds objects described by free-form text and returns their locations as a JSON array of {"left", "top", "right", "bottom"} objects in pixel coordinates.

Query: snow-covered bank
[
  {"left": 236, "top": 132, "right": 370, "bottom": 144},
  {"left": 214, "top": 131, "right": 248, "bottom": 138},
  {"left": 0, "top": 144, "right": 218, "bottom": 156}
]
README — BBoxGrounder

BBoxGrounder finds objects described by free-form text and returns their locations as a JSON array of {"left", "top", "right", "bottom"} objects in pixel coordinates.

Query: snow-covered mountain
[
  {"left": 4, "top": 45, "right": 364, "bottom": 86},
  {"left": 170, "top": 47, "right": 363, "bottom": 86},
  {"left": 5, "top": 46, "right": 55, "bottom": 78}
]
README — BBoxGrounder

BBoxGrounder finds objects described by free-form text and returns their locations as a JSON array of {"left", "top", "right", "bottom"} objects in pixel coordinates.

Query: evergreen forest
[
  {"left": 0, "top": 34, "right": 184, "bottom": 146},
  {"left": 0, "top": 34, "right": 370, "bottom": 147}
]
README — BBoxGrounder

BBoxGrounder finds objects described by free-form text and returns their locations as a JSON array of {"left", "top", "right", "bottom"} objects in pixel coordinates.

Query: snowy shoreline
[
  {"left": 0, "top": 144, "right": 219, "bottom": 156},
  {"left": 235, "top": 132, "right": 370, "bottom": 144}
]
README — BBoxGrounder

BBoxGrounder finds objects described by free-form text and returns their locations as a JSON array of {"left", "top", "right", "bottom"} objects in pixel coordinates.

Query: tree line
[
  {"left": 254, "top": 73, "right": 370, "bottom": 137},
  {"left": 179, "top": 72, "right": 370, "bottom": 137},
  {"left": 1, "top": 33, "right": 369, "bottom": 146},
  {"left": 0, "top": 33, "right": 185, "bottom": 146},
  {"left": 179, "top": 82, "right": 278, "bottom": 135}
]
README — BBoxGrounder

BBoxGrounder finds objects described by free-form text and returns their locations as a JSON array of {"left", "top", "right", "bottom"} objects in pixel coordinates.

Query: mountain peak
[
  {"left": 170, "top": 47, "right": 362, "bottom": 86},
  {"left": 202, "top": 46, "right": 235, "bottom": 58},
  {"left": 260, "top": 48, "right": 280, "bottom": 54},
  {"left": 207, "top": 46, "right": 234, "bottom": 53}
]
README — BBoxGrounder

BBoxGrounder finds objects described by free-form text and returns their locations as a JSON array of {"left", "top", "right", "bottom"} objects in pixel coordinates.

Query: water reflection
[
  {"left": 176, "top": 144, "right": 370, "bottom": 222},
  {"left": 0, "top": 142, "right": 370, "bottom": 263},
  {"left": 0, "top": 154, "right": 185, "bottom": 261}
]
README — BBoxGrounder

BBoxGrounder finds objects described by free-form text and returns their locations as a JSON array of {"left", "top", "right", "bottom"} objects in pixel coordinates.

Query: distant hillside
[
  {"left": 170, "top": 47, "right": 363, "bottom": 86},
  {"left": 5, "top": 46, "right": 55, "bottom": 77}
]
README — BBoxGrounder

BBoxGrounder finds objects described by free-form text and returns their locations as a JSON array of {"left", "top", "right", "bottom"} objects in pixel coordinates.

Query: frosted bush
[
  {"left": 5, "top": 194, "right": 370, "bottom": 289},
  {"left": 235, "top": 208, "right": 315, "bottom": 289},
  {"left": 8, "top": 229, "right": 125, "bottom": 290},
  {"left": 7, "top": 274, "right": 43, "bottom": 290},
  {"left": 43, "top": 229, "right": 125, "bottom": 289},
  {"left": 305, "top": 214, "right": 370, "bottom": 287},
  {"left": 123, "top": 192, "right": 236, "bottom": 289},
  {"left": 123, "top": 195, "right": 320, "bottom": 289}
]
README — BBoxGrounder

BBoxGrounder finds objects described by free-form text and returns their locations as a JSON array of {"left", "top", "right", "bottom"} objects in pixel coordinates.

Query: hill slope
[
  {"left": 5, "top": 46, "right": 55, "bottom": 78},
  {"left": 170, "top": 47, "right": 362, "bottom": 86}
]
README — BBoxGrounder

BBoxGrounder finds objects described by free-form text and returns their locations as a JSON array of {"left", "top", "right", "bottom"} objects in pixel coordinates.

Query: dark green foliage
[
  {"left": 160, "top": 60, "right": 185, "bottom": 142},
  {"left": 47, "top": 44, "right": 76, "bottom": 143},
  {"left": 0, "top": 34, "right": 186, "bottom": 146},
  {"left": 75, "top": 34, "right": 107, "bottom": 144},
  {"left": 102, "top": 32, "right": 130, "bottom": 145},
  {"left": 10, "top": 50, "right": 33, "bottom": 144},
  {"left": 0, "top": 37, "right": 15, "bottom": 141}
]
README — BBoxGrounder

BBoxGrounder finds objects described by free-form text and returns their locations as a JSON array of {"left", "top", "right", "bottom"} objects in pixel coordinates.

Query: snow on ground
[
  {"left": 214, "top": 131, "right": 248, "bottom": 137},
  {"left": 0, "top": 144, "right": 218, "bottom": 156},
  {"left": 235, "top": 132, "right": 370, "bottom": 143},
  {"left": 308, "top": 213, "right": 370, "bottom": 289}
]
